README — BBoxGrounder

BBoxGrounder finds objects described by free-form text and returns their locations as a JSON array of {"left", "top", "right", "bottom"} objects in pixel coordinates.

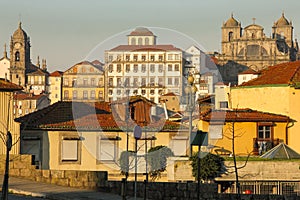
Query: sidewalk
[{"left": 0, "top": 176, "right": 140, "bottom": 200}]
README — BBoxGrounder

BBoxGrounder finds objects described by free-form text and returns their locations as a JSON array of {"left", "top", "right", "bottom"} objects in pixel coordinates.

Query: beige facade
[
  {"left": 49, "top": 71, "right": 63, "bottom": 104},
  {"left": 218, "top": 13, "right": 299, "bottom": 71},
  {"left": 62, "top": 61, "right": 105, "bottom": 101},
  {"left": 0, "top": 45, "right": 10, "bottom": 80}
]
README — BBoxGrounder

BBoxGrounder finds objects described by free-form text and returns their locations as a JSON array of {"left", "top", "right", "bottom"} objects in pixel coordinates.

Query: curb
[{"left": 9, "top": 188, "right": 46, "bottom": 198}]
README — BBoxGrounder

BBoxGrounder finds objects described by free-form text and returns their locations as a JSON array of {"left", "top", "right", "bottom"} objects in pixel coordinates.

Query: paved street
[{"left": 7, "top": 194, "right": 48, "bottom": 200}]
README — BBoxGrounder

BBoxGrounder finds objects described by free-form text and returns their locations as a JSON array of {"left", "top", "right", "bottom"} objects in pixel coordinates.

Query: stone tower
[{"left": 10, "top": 22, "right": 31, "bottom": 87}]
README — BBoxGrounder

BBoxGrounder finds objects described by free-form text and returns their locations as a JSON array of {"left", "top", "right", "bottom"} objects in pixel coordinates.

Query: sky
[{"left": 0, "top": 0, "right": 300, "bottom": 72}]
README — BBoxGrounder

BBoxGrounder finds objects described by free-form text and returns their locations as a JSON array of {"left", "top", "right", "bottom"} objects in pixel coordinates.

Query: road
[{"left": 4, "top": 194, "right": 49, "bottom": 200}]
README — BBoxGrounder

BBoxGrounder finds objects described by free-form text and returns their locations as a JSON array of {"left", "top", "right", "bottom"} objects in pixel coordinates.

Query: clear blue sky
[{"left": 0, "top": 0, "right": 299, "bottom": 72}]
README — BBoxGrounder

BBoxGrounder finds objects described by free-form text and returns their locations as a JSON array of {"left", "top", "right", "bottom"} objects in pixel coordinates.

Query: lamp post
[
  {"left": 185, "top": 74, "right": 197, "bottom": 157},
  {"left": 133, "top": 125, "right": 142, "bottom": 200},
  {"left": 1, "top": 131, "right": 12, "bottom": 200}
]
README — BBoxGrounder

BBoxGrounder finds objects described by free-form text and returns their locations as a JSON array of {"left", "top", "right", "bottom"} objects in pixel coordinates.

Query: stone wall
[
  {"left": 0, "top": 154, "right": 107, "bottom": 190},
  {"left": 108, "top": 180, "right": 218, "bottom": 200}
]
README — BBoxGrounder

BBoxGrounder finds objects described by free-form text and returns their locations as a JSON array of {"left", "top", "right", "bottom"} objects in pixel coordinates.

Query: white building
[
  {"left": 238, "top": 68, "right": 260, "bottom": 85},
  {"left": 214, "top": 82, "right": 230, "bottom": 109},
  {"left": 105, "top": 27, "right": 183, "bottom": 103},
  {"left": 0, "top": 45, "right": 10, "bottom": 80}
]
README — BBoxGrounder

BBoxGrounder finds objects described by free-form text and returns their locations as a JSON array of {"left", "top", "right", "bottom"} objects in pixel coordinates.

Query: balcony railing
[{"left": 253, "top": 138, "right": 283, "bottom": 155}]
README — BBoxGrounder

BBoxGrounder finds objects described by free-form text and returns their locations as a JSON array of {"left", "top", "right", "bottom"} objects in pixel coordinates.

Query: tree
[
  {"left": 147, "top": 145, "right": 173, "bottom": 181},
  {"left": 189, "top": 152, "right": 225, "bottom": 182},
  {"left": 119, "top": 150, "right": 135, "bottom": 179}
]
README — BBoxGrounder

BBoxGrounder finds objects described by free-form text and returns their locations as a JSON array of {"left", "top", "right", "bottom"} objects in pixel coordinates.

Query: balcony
[{"left": 253, "top": 138, "right": 283, "bottom": 156}]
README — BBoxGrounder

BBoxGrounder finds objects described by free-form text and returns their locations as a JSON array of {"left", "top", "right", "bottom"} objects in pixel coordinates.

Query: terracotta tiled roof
[
  {"left": 65, "top": 60, "right": 104, "bottom": 73},
  {"left": 239, "top": 61, "right": 300, "bottom": 87},
  {"left": 109, "top": 45, "right": 182, "bottom": 52},
  {"left": 161, "top": 92, "right": 177, "bottom": 97},
  {"left": 14, "top": 92, "right": 47, "bottom": 100},
  {"left": 201, "top": 109, "right": 291, "bottom": 123},
  {"left": 111, "top": 95, "right": 156, "bottom": 105},
  {"left": 50, "top": 71, "right": 63, "bottom": 77},
  {"left": 129, "top": 27, "right": 154, "bottom": 36},
  {"left": 0, "top": 79, "right": 22, "bottom": 91},
  {"left": 16, "top": 101, "right": 182, "bottom": 131},
  {"left": 239, "top": 68, "right": 260, "bottom": 75}
]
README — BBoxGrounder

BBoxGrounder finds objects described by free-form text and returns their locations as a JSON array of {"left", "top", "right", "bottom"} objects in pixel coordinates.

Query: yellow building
[
  {"left": 62, "top": 60, "right": 105, "bottom": 101},
  {"left": 0, "top": 79, "right": 22, "bottom": 154},
  {"left": 16, "top": 100, "right": 189, "bottom": 181},
  {"left": 229, "top": 60, "right": 300, "bottom": 153},
  {"left": 199, "top": 109, "right": 291, "bottom": 155},
  {"left": 49, "top": 71, "right": 63, "bottom": 104}
]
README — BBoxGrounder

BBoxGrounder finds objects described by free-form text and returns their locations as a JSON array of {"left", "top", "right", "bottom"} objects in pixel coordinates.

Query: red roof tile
[
  {"left": 109, "top": 45, "right": 182, "bottom": 52},
  {"left": 0, "top": 79, "right": 23, "bottom": 91},
  {"left": 16, "top": 101, "right": 183, "bottom": 131},
  {"left": 240, "top": 61, "right": 300, "bottom": 87},
  {"left": 14, "top": 92, "right": 47, "bottom": 100},
  {"left": 239, "top": 68, "right": 260, "bottom": 75},
  {"left": 50, "top": 71, "right": 63, "bottom": 77},
  {"left": 201, "top": 109, "right": 291, "bottom": 122}
]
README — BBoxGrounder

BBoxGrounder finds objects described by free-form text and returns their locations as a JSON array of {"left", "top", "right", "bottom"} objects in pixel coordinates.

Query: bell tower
[{"left": 10, "top": 22, "right": 30, "bottom": 87}]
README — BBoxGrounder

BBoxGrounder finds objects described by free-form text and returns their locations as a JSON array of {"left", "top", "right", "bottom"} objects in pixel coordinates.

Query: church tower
[
  {"left": 272, "top": 13, "right": 293, "bottom": 46},
  {"left": 10, "top": 22, "right": 31, "bottom": 87},
  {"left": 221, "top": 14, "right": 242, "bottom": 58}
]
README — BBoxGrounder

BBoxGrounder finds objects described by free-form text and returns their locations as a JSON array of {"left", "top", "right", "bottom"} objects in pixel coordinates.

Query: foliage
[
  {"left": 147, "top": 145, "right": 174, "bottom": 181},
  {"left": 119, "top": 150, "right": 135, "bottom": 177},
  {"left": 189, "top": 152, "right": 225, "bottom": 181}
]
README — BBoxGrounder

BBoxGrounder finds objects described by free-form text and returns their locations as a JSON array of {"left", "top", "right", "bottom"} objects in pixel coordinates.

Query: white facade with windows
[{"left": 105, "top": 27, "right": 183, "bottom": 103}]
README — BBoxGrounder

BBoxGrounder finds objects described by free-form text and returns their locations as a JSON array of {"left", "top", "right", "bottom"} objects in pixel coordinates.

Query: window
[
  {"left": 108, "top": 55, "right": 113, "bottom": 62},
  {"left": 141, "top": 89, "right": 146, "bottom": 95},
  {"left": 83, "top": 79, "right": 88, "bottom": 86},
  {"left": 126, "top": 55, "right": 130, "bottom": 61},
  {"left": 141, "top": 78, "right": 146, "bottom": 86},
  {"left": 158, "top": 77, "right": 164, "bottom": 86},
  {"left": 133, "top": 89, "right": 138, "bottom": 94},
  {"left": 168, "top": 54, "right": 173, "bottom": 60},
  {"left": 228, "top": 32, "right": 233, "bottom": 42},
  {"left": 109, "top": 78, "right": 113, "bottom": 87},
  {"left": 109, "top": 90, "right": 113, "bottom": 95},
  {"left": 168, "top": 77, "right": 172, "bottom": 85},
  {"left": 99, "top": 78, "right": 104, "bottom": 86},
  {"left": 209, "top": 125, "right": 223, "bottom": 139},
  {"left": 83, "top": 91, "right": 88, "bottom": 99},
  {"left": 126, "top": 90, "right": 130, "bottom": 96},
  {"left": 99, "top": 91, "right": 104, "bottom": 100},
  {"left": 117, "top": 64, "right": 121, "bottom": 73},
  {"left": 133, "top": 77, "right": 138, "bottom": 87},
  {"left": 168, "top": 64, "right": 172, "bottom": 71},
  {"left": 117, "top": 77, "right": 122, "bottom": 87},
  {"left": 72, "top": 90, "right": 77, "bottom": 100},
  {"left": 258, "top": 126, "right": 271, "bottom": 139},
  {"left": 150, "top": 89, "right": 155, "bottom": 95},
  {"left": 150, "top": 77, "right": 155, "bottom": 86},
  {"left": 138, "top": 38, "right": 143, "bottom": 45},
  {"left": 145, "top": 38, "right": 149, "bottom": 45},
  {"left": 158, "top": 64, "right": 163, "bottom": 73},
  {"left": 90, "top": 67, "right": 94, "bottom": 73},
  {"left": 133, "top": 64, "right": 138, "bottom": 72},
  {"left": 64, "top": 90, "right": 69, "bottom": 99},
  {"left": 117, "top": 90, "right": 121, "bottom": 95},
  {"left": 72, "top": 78, "right": 77, "bottom": 87},
  {"left": 125, "top": 64, "right": 130, "bottom": 73},
  {"left": 81, "top": 67, "right": 86, "bottom": 73},
  {"left": 108, "top": 65, "right": 113, "bottom": 73},
  {"left": 150, "top": 64, "right": 155, "bottom": 73},
  {"left": 91, "top": 78, "right": 95, "bottom": 86},
  {"left": 64, "top": 78, "right": 69, "bottom": 86},
  {"left": 219, "top": 101, "right": 228, "bottom": 109},
  {"left": 91, "top": 90, "right": 95, "bottom": 99},
  {"left": 98, "top": 138, "right": 118, "bottom": 162},
  {"left": 124, "top": 77, "right": 130, "bottom": 87},
  {"left": 141, "top": 64, "right": 146, "bottom": 73},
  {"left": 175, "top": 64, "right": 179, "bottom": 71},
  {"left": 15, "top": 51, "right": 20, "bottom": 61},
  {"left": 171, "top": 137, "right": 188, "bottom": 156},
  {"left": 150, "top": 55, "right": 155, "bottom": 61},
  {"left": 175, "top": 54, "right": 180, "bottom": 60},
  {"left": 141, "top": 55, "right": 146, "bottom": 61},
  {"left": 131, "top": 38, "right": 136, "bottom": 45},
  {"left": 61, "top": 137, "right": 80, "bottom": 163},
  {"left": 159, "top": 55, "right": 163, "bottom": 61},
  {"left": 133, "top": 55, "right": 138, "bottom": 61}
]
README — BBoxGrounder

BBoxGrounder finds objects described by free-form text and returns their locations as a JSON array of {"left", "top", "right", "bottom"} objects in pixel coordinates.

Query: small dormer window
[
  {"left": 145, "top": 38, "right": 149, "bottom": 45},
  {"left": 15, "top": 51, "right": 20, "bottom": 61},
  {"left": 138, "top": 38, "right": 143, "bottom": 45}
]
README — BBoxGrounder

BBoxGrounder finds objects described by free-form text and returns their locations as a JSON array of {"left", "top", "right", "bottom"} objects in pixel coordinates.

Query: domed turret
[
  {"left": 275, "top": 13, "right": 290, "bottom": 26},
  {"left": 12, "top": 22, "right": 28, "bottom": 40},
  {"left": 224, "top": 14, "right": 239, "bottom": 27}
]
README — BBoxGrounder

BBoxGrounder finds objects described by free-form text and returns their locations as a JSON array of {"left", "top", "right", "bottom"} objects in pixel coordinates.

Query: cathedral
[{"left": 217, "top": 13, "right": 299, "bottom": 71}]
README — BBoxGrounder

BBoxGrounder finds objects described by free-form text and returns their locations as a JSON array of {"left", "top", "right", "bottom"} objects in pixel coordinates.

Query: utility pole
[{"left": 1, "top": 131, "right": 12, "bottom": 200}]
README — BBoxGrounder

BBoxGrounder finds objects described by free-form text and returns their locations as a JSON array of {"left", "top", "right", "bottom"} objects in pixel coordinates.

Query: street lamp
[{"left": 185, "top": 74, "right": 197, "bottom": 157}]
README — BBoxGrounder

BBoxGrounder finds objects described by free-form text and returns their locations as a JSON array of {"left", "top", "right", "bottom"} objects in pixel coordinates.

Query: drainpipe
[{"left": 285, "top": 119, "right": 294, "bottom": 145}]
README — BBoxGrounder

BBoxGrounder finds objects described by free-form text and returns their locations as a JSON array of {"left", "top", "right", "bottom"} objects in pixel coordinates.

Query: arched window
[
  {"left": 138, "top": 38, "right": 143, "bottom": 45},
  {"left": 280, "top": 32, "right": 285, "bottom": 39},
  {"left": 131, "top": 38, "right": 136, "bottom": 45},
  {"left": 145, "top": 38, "right": 149, "bottom": 45},
  {"left": 15, "top": 51, "right": 20, "bottom": 61},
  {"left": 64, "top": 90, "right": 69, "bottom": 100},
  {"left": 228, "top": 32, "right": 233, "bottom": 42},
  {"left": 252, "top": 33, "right": 255, "bottom": 39}
]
